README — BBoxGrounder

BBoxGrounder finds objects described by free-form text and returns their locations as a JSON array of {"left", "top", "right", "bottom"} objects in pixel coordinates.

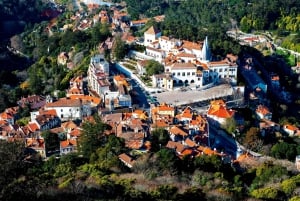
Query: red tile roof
[
  {"left": 39, "top": 109, "right": 57, "bottom": 116},
  {"left": 181, "top": 40, "right": 202, "bottom": 51},
  {"left": 176, "top": 52, "right": 196, "bottom": 58},
  {"left": 169, "top": 126, "right": 188, "bottom": 137},
  {"left": 60, "top": 139, "right": 77, "bottom": 148},
  {"left": 207, "top": 100, "right": 234, "bottom": 118},
  {"left": 166, "top": 141, "right": 185, "bottom": 153},
  {"left": 0, "top": 112, "right": 13, "bottom": 120},
  {"left": 284, "top": 124, "right": 298, "bottom": 131},
  {"left": 61, "top": 121, "right": 78, "bottom": 130},
  {"left": 185, "top": 138, "right": 197, "bottom": 147},
  {"left": 70, "top": 128, "right": 81, "bottom": 137},
  {"left": 256, "top": 105, "right": 270, "bottom": 115},
  {"left": 118, "top": 153, "right": 135, "bottom": 168},
  {"left": 46, "top": 98, "right": 81, "bottom": 108},
  {"left": 171, "top": 62, "right": 196, "bottom": 69},
  {"left": 69, "top": 95, "right": 101, "bottom": 105},
  {"left": 28, "top": 123, "right": 39, "bottom": 132}
]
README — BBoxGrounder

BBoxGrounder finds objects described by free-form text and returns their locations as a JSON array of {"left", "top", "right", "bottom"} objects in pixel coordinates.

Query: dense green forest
[
  {"left": 124, "top": 0, "right": 300, "bottom": 52},
  {"left": 1, "top": 118, "right": 300, "bottom": 201}
]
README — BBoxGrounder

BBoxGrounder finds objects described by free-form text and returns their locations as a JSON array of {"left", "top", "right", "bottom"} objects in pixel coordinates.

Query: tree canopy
[
  {"left": 145, "top": 60, "right": 164, "bottom": 76},
  {"left": 78, "top": 115, "right": 111, "bottom": 157}
]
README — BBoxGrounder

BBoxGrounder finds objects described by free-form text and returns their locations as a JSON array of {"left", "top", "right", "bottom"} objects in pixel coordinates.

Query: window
[
  {"left": 187, "top": 72, "right": 190, "bottom": 76},
  {"left": 192, "top": 72, "right": 195, "bottom": 75},
  {"left": 177, "top": 72, "right": 180, "bottom": 76},
  {"left": 182, "top": 72, "right": 185, "bottom": 76},
  {"left": 61, "top": 109, "right": 63, "bottom": 112}
]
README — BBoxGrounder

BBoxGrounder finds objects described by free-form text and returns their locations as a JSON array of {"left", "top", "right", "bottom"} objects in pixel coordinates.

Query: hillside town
[
  {"left": 1, "top": 0, "right": 300, "bottom": 200},
  {"left": 1, "top": 0, "right": 300, "bottom": 172}
]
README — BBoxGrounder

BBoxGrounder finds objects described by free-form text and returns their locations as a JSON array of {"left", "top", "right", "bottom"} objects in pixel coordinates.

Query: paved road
[
  {"left": 208, "top": 119, "right": 238, "bottom": 159},
  {"left": 130, "top": 79, "right": 150, "bottom": 109}
]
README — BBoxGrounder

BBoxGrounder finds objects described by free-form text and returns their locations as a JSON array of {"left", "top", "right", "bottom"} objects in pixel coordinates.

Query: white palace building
[{"left": 137, "top": 26, "right": 238, "bottom": 90}]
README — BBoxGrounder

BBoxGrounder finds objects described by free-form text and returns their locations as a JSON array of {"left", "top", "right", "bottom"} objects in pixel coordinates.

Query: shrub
[{"left": 251, "top": 187, "right": 279, "bottom": 200}]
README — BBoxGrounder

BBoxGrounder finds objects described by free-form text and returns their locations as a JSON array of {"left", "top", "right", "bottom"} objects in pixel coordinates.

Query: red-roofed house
[
  {"left": 151, "top": 103, "right": 175, "bottom": 122},
  {"left": 130, "top": 18, "right": 148, "bottom": 27},
  {"left": 26, "top": 138, "right": 46, "bottom": 158},
  {"left": 166, "top": 141, "right": 185, "bottom": 155},
  {"left": 207, "top": 99, "right": 235, "bottom": 125},
  {"left": 0, "top": 111, "right": 14, "bottom": 125},
  {"left": 60, "top": 139, "right": 77, "bottom": 155},
  {"left": 283, "top": 124, "right": 300, "bottom": 137},
  {"left": 184, "top": 138, "right": 197, "bottom": 148},
  {"left": 256, "top": 105, "right": 272, "bottom": 120},
  {"left": 18, "top": 95, "right": 47, "bottom": 110},
  {"left": 45, "top": 98, "right": 91, "bottom": 121},
  {"left": 118, "top": 153, "right": 135, "bottom": 168},
  {"left": 169, "top": 126, "right": 188, "bottom": 141}
]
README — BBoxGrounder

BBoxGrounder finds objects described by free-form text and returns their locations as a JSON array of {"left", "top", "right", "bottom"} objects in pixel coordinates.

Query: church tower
[{"left": 202, "top": 36, "right": 211, "bottom": 62}]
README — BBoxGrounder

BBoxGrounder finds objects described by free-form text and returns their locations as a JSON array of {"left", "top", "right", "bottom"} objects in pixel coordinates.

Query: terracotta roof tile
[
  {"left": 45, "top": 98, "right": 81, "bottom": 108},
  {"left": 28, "top": 123, "right": 39, "bottom": 132},
  {"left": 171, "top": 62, "right": 196, "bottom": 69},
  {"left": 70, "top": 128, "right": 81, "bottom": 137},
  {"left": 256, "top": 105, "right": 270, "bottom": 115},
  {"left": 61, "top": 121, "right": 78, "bottom": 130},
  {"left": 181, "top": 40, "right": 202, "bottom": 51},
  {"left": 284, "top": 124, "right": 298, "bottom": 131},
  {"left": 0, "top": 112, "right": 13, "bottom": 119},
  {"left": 60, "top": 139, "right": 77, "bottom": 148},
  {"left": 185, "top": 138, "right": 197, "bottom": 147},
  {"left": 118, "top": 153, "right": 135, "bottom": 168},
  {"left": 166, "top": 141, "right": 185, "bottom": 153},
  {"left": 176, "top": 52, "right": 196, "bottom": 58},
  {"left": 169, "top": 126, "right": 188, "bottom": 137},
  {"left": 69, "top": 95, "right": 101, "bottom": 105},
  {"left": 39, "top": 109, "right": 57, "bottom": 116},
  {"left": 207, "top": 100, "right": 234, "bottom": 118}
]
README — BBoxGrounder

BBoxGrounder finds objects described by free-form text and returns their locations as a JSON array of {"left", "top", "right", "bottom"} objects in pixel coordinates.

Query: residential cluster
[{"left": 1, "top": 0, "right": 300, "bottom": 171}]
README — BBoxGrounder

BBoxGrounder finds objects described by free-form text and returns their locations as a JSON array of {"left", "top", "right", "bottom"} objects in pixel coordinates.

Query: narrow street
[{"left": 208, "top": 119, "right": 238, "bottom": 159}]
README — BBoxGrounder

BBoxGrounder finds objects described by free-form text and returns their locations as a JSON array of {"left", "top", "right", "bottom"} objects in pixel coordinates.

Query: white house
[
  {"left": 283, "top": 124, "right": 300, "bottom": 137},
  {"left": 176, "top": 52, "right": 196, "bottom": 63},
  {"left": 152, "top": 73, "right": 173, "bottom": 90},
  {"left": 60, "top": 139, "right": 77, "bottom": 155},
  {"left": 144, "top": 26, "right": 161, "bottom": 47},
  {"left": 45, "top": 98, "right": 91, "bottom": 121},
  {"left": 89, "top": 54, "right": 109, "bottom": 75},
  {"left": 145, "top": 46, "right": 166, "bottom": 63},
  {"left": 255, "top": 105, "right": 272, "bottom": 120},
  {"left": 207, "top": 60, "right": 238, "bottom": 83},
  {"left": 165, "top": 62, "right": 203, "bottom": 87},
  {"left": 158, "top": 36, "right": 182, "bottom": 53},
  {"left": 88, "top": 54, "right": 110, "bottom": 96}
]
